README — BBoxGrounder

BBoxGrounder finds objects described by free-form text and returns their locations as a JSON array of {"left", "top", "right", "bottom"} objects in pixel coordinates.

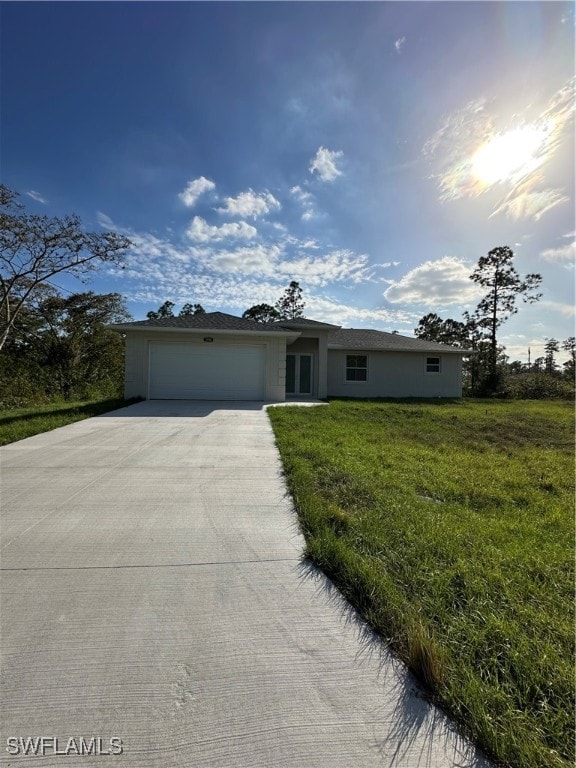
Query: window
[
  {"left": 346, "top": 355, "right": 368, "bottom": 381},
  {"left": 426, "top": 356, "right": 441, "bottom": 373}
]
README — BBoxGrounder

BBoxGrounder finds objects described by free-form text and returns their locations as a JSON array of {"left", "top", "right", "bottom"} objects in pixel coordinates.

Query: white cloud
[
  {"left": 217, "top": 189, "right": 281, "bottom": 219},
  {"left": 539, "top": 299, "right": 576, "bottom": 318},
  {"left": 490, "top": 186, "right": 569, "bottom": 221},
  {"left": 178, "top": 177, "right": 216, "bottom": 207},
  {"left": 96, "top": 211, "right": 118, "bottom": 229},
  {"left": 384, "top": 257, "right": 483, "bottom": 305},
  {"left": 290, "top": 185, "right": 317, "bottom": 220},
  {"left": 106, "top": 220, "right": 374, "bottom": 296},
  {"left": 104, "top": 227, "right": 195, "bottom": 266},
  {"left": 25, "top": 190, "right": 48, "bottom": 204},
  {"left": 394, "top": 36, "right": 406, "bottom": 53},
  {"left": 128, "top": 274, "right": 415, "bottom": 329},
  {"left": 191, "top": 243, "right": 371, "bottom": 287},
  {"left": 501, "top": 339, "right": 544, "bottom": 363},
  {"left": 192, "top": 243, "right": 282, "bottom": 277},
  {"left": 290, "top": 185, "right": 312, "bottom": 203},
  {"left": 306, "top": 295, "right": 419, "bottom": 327},
  {"left": 186, "top": 216, "right": 257, "bottom": 243},
  {"left": 309, "top": 146, "right": 344, "bottom": 182},
  {"left": 540, "top": 240, "right": 575, "bottom": 266},
  {"left": 128, "top": 273, "right": 416, "bottom": 329}
]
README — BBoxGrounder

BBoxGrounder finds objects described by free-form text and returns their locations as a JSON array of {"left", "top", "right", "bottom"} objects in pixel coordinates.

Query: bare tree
[{"left": 0, "top": 185, "right": 131, "bottom": 351}]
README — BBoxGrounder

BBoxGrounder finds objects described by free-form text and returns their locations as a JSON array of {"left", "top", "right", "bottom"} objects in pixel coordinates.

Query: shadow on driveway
[
  {"left": 99, "top": 399, "right": 327, "bottom": 418},
  {"left": 296, "top": 559, "right": 493, "bottom": 768}
]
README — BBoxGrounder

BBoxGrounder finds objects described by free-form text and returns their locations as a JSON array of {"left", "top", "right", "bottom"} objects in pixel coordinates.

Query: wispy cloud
[
  {"left": 539, "top": 299, "right": 576, "bottom": 318},
  {"left": 491, "top": 185, "right": 569, "bottom": 222},
  {"left": 423, "top": 78, "right": 574, "bottom": 221},
  {"left": 309, "top": 146, "right": 343, "bottom": 182},
  {"left": 394, "top": 36, "right": 406, "bottom": 53},
  {"left": 97, "top": 211, "right": 117, "bottom": 229},
  {"left": 105, "top": 216, "right": 373, "bottom": 296},
  {"left": 186, "top": 216, "right": 257, "bottom": 243},
  {"left": 176, "top": 242, "right": 370, "bottom": 288},
  {"left": 216, "top": 189, "right": 281, "bottom": 219},
  {"left": 290, "top": 185, "right": 317, "bottom": 220},
  {"left": 128, "top": 273, "right": 415, "bottom": 329},
  {"left": 178, "top": 176, "right": 216, "bottom": 207},
  {"left": 305, "top": 295, "right": 419, "bottom": 328},
  {"left": 384, "top": 256, "right": 483, "bottom": 306},
  {"left": 25, "top": 190, "right": 48, "bottom": 204},
  {"left": 540, "top": 239, "right": 575, "bottom": 267},
  {"left": 103, "top": 211, "right": 419, "bottom": 329}
]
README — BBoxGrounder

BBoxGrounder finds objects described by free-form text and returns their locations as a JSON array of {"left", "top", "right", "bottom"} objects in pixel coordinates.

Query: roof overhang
[
  {"left": 275, "top": 320, "right": 342, "bottom": 331},
  {"left": 328, "top": 344, "right": 472, "bottom": 354},
  {"left": 108, "top": 324, "right": 301, "bottom": 341}
]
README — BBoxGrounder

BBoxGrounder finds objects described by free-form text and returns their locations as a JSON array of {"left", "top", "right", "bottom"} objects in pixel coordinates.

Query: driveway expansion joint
[{"left": 0, "top": 557, "right": 301, "bottom": 572}]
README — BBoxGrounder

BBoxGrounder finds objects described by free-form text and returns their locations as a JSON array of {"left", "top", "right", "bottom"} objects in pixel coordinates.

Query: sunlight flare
[{"left": 472, "top": 123, "right": 553, "bottom": 187}]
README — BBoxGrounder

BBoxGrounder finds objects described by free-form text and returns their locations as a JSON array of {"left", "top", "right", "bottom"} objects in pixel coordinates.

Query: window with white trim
[
  {"left": 426, "top": 356, "right": 441, "bottom": 373},
  {"left": 346, "top": 354, "right": 368, "bottom": 381}
]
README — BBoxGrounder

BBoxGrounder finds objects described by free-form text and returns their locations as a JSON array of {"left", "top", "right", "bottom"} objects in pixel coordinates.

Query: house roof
[
  {"left": 110, "top": 311, "right": 289, "bottom": 333},
  {"left": 328, "top": 328, "right": 469, "bottom": 354},
  {"left": 275, "top": 318, "right": 341, "bottom": 331},
  {"left": 109, "top": 312, "right": 469, "bottom": 353}
]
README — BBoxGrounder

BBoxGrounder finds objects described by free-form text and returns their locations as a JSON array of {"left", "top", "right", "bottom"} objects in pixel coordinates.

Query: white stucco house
[{"left": 109, "top": 312, "right": 468, "bottom": 401}]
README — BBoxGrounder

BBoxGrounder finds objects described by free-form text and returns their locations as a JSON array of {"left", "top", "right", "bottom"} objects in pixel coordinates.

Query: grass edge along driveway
[
  {"left": 0, "top": 398, "right": 137, "bottom": 446},
  {"left": 268, "top": 399, "right": 574, "bottom": 768}
]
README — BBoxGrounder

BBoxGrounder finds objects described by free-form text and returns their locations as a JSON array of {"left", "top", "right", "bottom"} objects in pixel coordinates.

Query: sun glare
[{"left": 472, "top": 124, "right": 552, "bottom": 187}]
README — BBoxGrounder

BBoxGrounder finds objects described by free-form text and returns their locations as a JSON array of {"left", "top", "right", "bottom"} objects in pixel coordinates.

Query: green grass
[
  {"left": 268, "top": 399, "right": 575, "bottom": 768},
  {"left": 0, "top": 398, "right": 137, "bottom": 446}
]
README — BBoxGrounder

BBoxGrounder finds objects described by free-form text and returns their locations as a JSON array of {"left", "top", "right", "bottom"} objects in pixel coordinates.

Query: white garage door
[{"left": 149, "top": 342, "right": 267, "bottom": 400}]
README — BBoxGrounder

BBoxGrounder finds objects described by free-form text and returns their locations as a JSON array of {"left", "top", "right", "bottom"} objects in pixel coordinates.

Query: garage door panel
[{"left": 149, "top": 343, "right": 266, "bottom": 400}]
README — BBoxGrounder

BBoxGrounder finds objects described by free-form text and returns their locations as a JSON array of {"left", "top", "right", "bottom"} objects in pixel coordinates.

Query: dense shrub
[
  {"left": 502, "top": 372, "right": 575, "bottom": 400},
  {"left": 0, "top": 357, "right": 52, "bottom": 409}
]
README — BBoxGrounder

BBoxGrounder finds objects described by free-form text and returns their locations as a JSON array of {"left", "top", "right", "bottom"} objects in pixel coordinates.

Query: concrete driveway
[{"left": 0, "top": 400, "right": 490, "bottom": 767}]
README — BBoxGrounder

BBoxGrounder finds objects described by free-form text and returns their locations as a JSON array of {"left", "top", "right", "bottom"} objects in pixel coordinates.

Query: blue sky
[{"left": 2, "top": 1, "right": 574, "bottom": 362}]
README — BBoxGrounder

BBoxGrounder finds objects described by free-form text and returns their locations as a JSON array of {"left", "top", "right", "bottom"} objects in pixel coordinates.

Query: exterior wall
[
  {"left": 327, "top": 350, "right": 463, "bottom": 398},
  {"left": 123, "top": 332, "right": 287, "bottom": 401}
]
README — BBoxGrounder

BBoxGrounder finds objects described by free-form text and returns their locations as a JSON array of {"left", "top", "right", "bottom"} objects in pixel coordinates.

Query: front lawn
[
  {"left": 0, "top": 398, "right": 136, "bottom": 446},
  {"left": 268, "top": 399, "right": 574, "bottom": 768}
]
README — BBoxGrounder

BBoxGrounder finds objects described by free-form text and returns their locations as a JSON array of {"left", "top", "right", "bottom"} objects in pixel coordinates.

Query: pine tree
[{"left": 275, "top": 281, "right": 305, "bottom": 319}]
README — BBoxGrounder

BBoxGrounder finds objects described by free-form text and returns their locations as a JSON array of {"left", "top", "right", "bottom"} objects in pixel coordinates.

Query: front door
[{"left": 286, "top": 354, "right": 312, "bottom": 396}]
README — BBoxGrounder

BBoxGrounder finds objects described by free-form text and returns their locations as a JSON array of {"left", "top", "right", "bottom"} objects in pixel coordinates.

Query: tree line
[
  {"left": 413, "top": 246, "right": 574, "bottom": 398},
  {"left": 143, "top": 281, "right": 306, "bottom": 323}
]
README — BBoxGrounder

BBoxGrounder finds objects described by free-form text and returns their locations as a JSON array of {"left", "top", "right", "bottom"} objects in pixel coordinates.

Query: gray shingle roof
[
  {"left": 275, "top": 318, "right": 341, "bottom": 330},
  {"left": 111, "top": 312, "right": 284, "bottom": 333},
  {"left": 328, "top": 328, "right": 469, "bottom": 353},
  {"left": 110, "top": 313, "right": 469, "bottom": 352}
]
